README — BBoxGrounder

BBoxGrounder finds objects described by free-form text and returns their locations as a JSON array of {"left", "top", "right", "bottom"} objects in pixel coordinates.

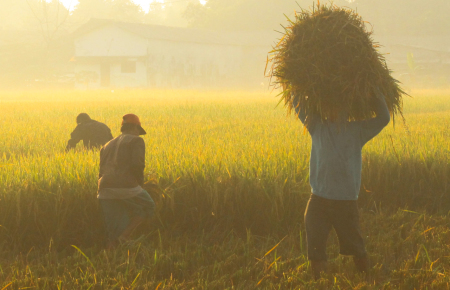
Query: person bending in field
[
  {"left": 97, "top": 114, "right": 155, "bottom": 249},
  {"left": 66, "top": 113, "right": 113, "bottom": 151},
  {"left": 296, "top": 90, "right": 390, "bottom": 280}
]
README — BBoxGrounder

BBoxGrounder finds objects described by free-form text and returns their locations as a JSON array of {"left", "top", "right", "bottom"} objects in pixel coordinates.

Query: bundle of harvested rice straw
[{"left": 267, "top": 3, "right": 407, "bottom": 125}]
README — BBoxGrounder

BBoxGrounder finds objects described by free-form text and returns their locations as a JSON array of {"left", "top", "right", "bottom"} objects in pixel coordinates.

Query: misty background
[{"left": 0, "top": 0, "right": 449, "bottom": 89}]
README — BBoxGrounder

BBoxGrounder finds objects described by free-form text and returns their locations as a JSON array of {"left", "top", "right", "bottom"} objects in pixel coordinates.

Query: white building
[{"left": 72, "top": 19, "right": 276, "bottom": 89}]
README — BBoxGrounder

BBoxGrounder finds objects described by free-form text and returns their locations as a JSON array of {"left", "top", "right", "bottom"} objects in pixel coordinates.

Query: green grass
[{"left": 0, "top": 89, "right": 449, "bottom": 289}]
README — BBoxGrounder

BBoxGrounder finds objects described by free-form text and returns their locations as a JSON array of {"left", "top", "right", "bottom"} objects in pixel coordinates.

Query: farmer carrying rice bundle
[
  {"left": 267, "top": 3, "right": 407, "bottom": 279},
  {"left": 98, "top": 114, "right": 155, "bottom": 249}
]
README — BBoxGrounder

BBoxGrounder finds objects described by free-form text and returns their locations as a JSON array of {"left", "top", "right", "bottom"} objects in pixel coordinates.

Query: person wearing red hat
[{"left": 97, "top": 114, "right": 154, "bottom": 248}]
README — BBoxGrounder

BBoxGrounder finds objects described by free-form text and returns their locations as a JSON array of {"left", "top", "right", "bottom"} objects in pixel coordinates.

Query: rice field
[{"left": 0, "top": 89, "right": 449, "bottom": 289}]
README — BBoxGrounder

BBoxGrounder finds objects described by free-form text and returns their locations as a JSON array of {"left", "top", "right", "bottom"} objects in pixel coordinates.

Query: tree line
[
  {"left": 1, "top": 0, "right": 448, "bottom": 34},
  {"left": 0, "top": 0, "right": 448, "bottom": 88}
]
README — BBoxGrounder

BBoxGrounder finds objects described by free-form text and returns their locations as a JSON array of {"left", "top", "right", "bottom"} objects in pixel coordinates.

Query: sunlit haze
[
  {"left": 58, "top": 0, "right": 207, "bottom": 12},
  {"left": 1, "top": 0, "right": 450, "bottom": 287}
]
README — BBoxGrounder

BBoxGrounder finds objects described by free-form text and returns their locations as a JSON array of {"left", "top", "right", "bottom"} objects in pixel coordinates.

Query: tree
[
  {"left": 345, "top": 0, "right": 450, "bottom": 35},
  {"left": 183, "top": 1, "right": 206, "bottom": 27},
  {"left": 0, "top": 0, "right": 73, "bottom": 87},
  {"left": 183, "top": 0, "right": 450, "bottom": 35},
  {"left": 144, "top": 1, "right": 166, "bottom": 25},
  {"left": 163, "top": 1, "right": 193, "bottom": 27},
  {"left": 108, "top": 0, "right": 145, "bottom": 23},
  {"left": 0, "top": 0, "right": 70, "bottom": 31},
  {"left": 25, "top": 0, "right": 71, "bottom": 44},
  {"left": 70, "top": 0, "right": 112, "bottom": 25},
  {"left": 183, "top": 0, "right": 351, "bottom": 31},
  {"left": 71, "top": 0, "right": 144, "bottom": 25},
  {"left": 145, "top": 0, "right": 198, "bottom": 27}
]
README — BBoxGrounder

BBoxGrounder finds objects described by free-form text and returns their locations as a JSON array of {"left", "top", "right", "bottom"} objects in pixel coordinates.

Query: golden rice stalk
[{"left": 267, "top": 2, "right": 408, "bottom": 125}]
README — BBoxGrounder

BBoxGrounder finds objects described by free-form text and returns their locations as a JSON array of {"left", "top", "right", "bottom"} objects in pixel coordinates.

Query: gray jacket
[{"left": 98, "top": 134, "right": 145, "bottom": 190}]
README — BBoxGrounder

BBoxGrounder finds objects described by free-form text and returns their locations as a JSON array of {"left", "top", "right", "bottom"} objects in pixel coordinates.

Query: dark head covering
[
  {"left": 122, "top": 113, "right": 146, "bottom": 135},
  {"left": 76, "top": 113, "right": 91, "bottom": 124}
]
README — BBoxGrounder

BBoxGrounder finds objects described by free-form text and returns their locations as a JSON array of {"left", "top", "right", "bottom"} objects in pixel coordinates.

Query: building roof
[{"left": 72, "top": 19, "right": 278, "bottom": 48}]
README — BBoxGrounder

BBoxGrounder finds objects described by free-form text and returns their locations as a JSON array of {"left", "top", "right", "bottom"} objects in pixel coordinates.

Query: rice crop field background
[{"left": 0, "top": 89, "right": 449, "bottom": 289}]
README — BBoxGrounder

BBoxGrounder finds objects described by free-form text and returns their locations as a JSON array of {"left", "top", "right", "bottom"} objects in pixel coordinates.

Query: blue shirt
[{"left": 296, "top": 94, "right": 390, "bottom": 200}]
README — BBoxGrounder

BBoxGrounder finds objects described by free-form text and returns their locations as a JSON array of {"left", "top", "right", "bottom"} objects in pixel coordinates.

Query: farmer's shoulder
[
  {"left": 91, "top": 120, "right": 111, "bottom": 130},
  {"left": 132, "top": 136, "right": 145, "bottom": 145},
  {"left": 124, "top": 135, "right": 145, "bottom": 146},
  {"left": 101, "top": 136, "right": 118, "bottom": 151},
  {"left": 129, "top": 136, "right": 145, "bottom": 152},
  {"left": 71, "top": 122, "right": 89, "bottom": 137}
]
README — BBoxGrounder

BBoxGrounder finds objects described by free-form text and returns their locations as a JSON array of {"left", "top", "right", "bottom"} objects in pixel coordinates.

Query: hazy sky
[{"left": 59, "top": 0, "right": 207, "bottom": 13}]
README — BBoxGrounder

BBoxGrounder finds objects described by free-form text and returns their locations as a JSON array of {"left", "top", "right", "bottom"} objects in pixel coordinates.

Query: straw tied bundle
[{"left": 267, "top": 3, "right": 407, "bottom": 125}]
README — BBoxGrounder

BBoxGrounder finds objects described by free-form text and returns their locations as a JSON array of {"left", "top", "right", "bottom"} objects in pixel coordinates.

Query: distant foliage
[
  {"left": 184, "top": 0, "right": 321, "bottom": 30},
  {"left": 71, "top": 0, "right": 145, "bottom": 25},
  {"left": 347, "top": 0, "right": 450, "bottom": 35}
]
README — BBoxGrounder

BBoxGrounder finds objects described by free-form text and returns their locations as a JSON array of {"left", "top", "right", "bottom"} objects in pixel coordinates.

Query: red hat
[{"left": 122, "top": 114, "right": 146, "bottom": 135}]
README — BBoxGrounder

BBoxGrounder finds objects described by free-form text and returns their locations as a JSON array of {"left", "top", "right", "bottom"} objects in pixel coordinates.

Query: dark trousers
[
  {"left": 100, "top": 190, "right": 155, "bottom": 243},
  {"left": 304, "top": 194, "right": 367, "bottom": 261}
]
